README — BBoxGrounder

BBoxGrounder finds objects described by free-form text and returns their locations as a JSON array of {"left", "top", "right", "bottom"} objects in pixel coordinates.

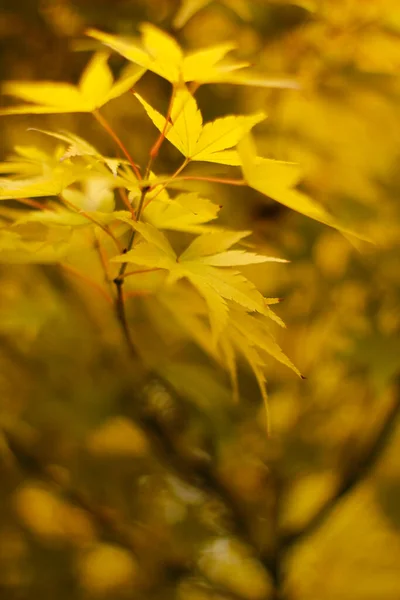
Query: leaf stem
[
  {"left": 14, "top": 197, "right": 48, "bottom": 211},
  {"left": 172, "top": 175, "right": 246, "bottom": 186},
  {"left": 118, "top": 187, "right": 136, "bottom": 217},
  {"left": 94, "top": 109, "right": 142, "bottom": 180},
  {"left": 93, "top": 231, "right": 115, "bottom": 295},
  {"left": 143, "top": 157, "right": 189, "bottom": 210},
  {"left": 148, "top": 86, "right": 176, "bottom": 164}
]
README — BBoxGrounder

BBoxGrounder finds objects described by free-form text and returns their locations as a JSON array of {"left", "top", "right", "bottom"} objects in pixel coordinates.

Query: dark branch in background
[
  {"left": 2, "top": 336, "right": 399, "bottom": 600},
  {"left": 281, "top": 378, "right": 400, "bottom": 549},
  {"left": 137, "top": 407, "right": 257, "bottom": 552},
  {"left": 1, "top": 426, "right": 139, "bottom": 555}
]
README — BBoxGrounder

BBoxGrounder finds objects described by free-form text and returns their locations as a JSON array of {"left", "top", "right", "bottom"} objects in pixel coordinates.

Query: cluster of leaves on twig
[
  {"left": 1, "top": 5, "right": 400, "bottom": 600},
  {"left": 0, "top": 23, "right": 368, "bottom": 428}
]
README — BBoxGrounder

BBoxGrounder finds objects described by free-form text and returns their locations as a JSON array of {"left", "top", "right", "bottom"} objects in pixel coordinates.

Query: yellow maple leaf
[
  {"left": 87, "top": 24, "right": 298, "bottom": 89},
  {"left": 135, "top": 86, "right": 266, "bottom": 165},
  {"left": 238, "top": 135, "right": 371, "bottom": 241},
  {"left": 0, "top": 53, "right": 145, "bottom": 115}
]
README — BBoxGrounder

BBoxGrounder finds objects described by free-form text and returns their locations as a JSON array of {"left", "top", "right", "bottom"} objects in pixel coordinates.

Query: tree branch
[
  {"left": 112, "top": 186, "right": 148, "bottom": 357},
  {"left": 1, "top": 426, "right": 140, "bottom": 555},
  {"left": 282, "top": 379, "right": 400, "bottom": 548}
]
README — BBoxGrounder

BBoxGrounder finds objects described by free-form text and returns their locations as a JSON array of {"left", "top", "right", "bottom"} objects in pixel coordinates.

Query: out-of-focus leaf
[{"left": 0, "top": 53, "right": 145, "bottom": 115}]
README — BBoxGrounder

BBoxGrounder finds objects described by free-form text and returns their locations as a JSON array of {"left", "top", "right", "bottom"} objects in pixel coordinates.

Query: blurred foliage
[{"left": 0, "top": 1, "right": 400, "bottom": 599}]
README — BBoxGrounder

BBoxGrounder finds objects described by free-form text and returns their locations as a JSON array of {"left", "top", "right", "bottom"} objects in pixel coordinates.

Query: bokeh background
[{"left": 1, "top": 1, "right": 400, "bottom": 599}]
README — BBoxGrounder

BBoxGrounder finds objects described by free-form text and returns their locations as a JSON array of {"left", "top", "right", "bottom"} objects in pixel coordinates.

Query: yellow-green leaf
[
  {"left": 238, "top": 135, "right": 370, "bottom": 240},
  {"left": 1, "top": 82, "right": 85, "bottom": 113},
  {"left": 112, "top": 241, "right": 175, "bottom": 270},
  {"left": 173, "top": 0, "right": 211, "bottom": 28},
  {"left": 144, "top": 192, "right": 220, "bottom": 233},
  {"left": 198, "top": 250, "right": 287, "bottom": 266},
  {"left": 87, "top": 24, "right": 247, "bottom": 85},
  {"left": 231, "top": 310, "right": 301, "bottom": 377},
  {"left": 173, "top": 0, "right": 252, "bottom": 28},
  {"left": 180, "top": 230, "right": 251, "bottom": 260},
  {"left": 136, "top": 87, "right": 266, "bottom": 164},
  {"left": 0, "top": 53, "right": 145, "bottom": 116},
  {"left": 0, "top": 173, "right": 80, "bottom": 200},
  {"left": 79, "top": 52, "right": 113, "bottom": 107},
  {"left": 131, "top": 221, "right": 177, "bottom": 257},
  {"left": 135, "top": 87, "right": 202, "bottom": 158},
  {"left": 194, "top": 112, "right": 266, "bottom": 161},
  {"left": 104, "top": 63, "right": 146, "bottom": 104}
]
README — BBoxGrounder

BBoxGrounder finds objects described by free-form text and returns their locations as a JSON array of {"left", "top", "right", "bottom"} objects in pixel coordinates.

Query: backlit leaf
[
  {"left": 238, "top": 135, "right": 370, "bottom": 240},
  {"left": 136, "top": 88, "right": 266, "bottom": 164},
  {"left": 87, "top": 25, "right": 247, "bottom": 85},
  {"left": 180, "top": 230, "right": 251, "bottom": 260},
  {"left": 0, "top": 53, "right": 145, "bottom": 115},
  {"left": 144, "top": 192, "right": 220, "bottom": 233},
  {"left": 0, "top": 173, "right": 80, "bottom": 200},
  {"left": 79, "top": 52, "right": 113, "bottom": 107},
  {"left": 198, "top": 250, "right": 287, "bottom": 266}
]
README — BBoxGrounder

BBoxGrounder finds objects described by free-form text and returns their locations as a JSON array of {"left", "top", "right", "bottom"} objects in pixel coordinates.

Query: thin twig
[
  {"left": 2, "top": 426, "right": 139, "bottom": 554},
  {"left": 60, "top": 196, "right": 123, "bottom": 252},
  {"left": 94, "top": 109, "right": 142, "bottom": 180},
  {"left": 148, "top": 86, "right": 176, "bottom": 164},
  {"left": 118, "top": 187, "right": 136, "bottom": 217},
  {"left": 114, "top": 281, "right": 136, "bottom": 355},
  {"left": 93, "top": 230, "right": 115, "bottom": 295},
  {"left": 143, "top": 158, "right": 189, "bottom": 210},
  {"left": 14, "top": 197, "right": 48, "bottom": 211},
  {"left": 170, "top": 175, "right": 246, "bottom": 186}
]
